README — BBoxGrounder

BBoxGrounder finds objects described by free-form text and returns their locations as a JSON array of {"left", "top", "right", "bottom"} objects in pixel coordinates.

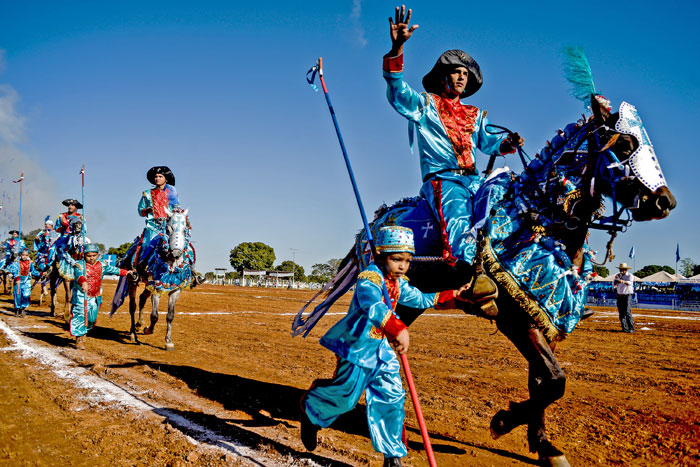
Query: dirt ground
[{"left": 0, "top": 281, "right": 698, "bottom": 466}]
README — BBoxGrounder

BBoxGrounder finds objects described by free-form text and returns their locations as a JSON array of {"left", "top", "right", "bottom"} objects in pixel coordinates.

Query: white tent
[
  {"left": 640, "top": 270, "right": 686, "bottom": 283},
  {"left": 688, "top": 273, "right": 700, "bottom": 281},
  {"left": 595, "top": 273, "right": 641, "bottom": 282}
]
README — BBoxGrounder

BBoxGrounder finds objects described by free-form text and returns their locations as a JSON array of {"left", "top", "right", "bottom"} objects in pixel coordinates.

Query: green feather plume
[{"left": 562, "top": 46, "right": 597, "bottom": 105}]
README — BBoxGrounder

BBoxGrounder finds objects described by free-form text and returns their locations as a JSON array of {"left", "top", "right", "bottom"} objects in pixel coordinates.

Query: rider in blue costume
[
  {"left": 52, "top": 217, "right": 91, "bottom": 280},
  {"left": 300, "top": 226, "right": 467, "bottom": 467},
  {"left": 55, "top": 199, "right": 83, "bottom": 235},
  {"left": 1, "top": 230, "right": 27, "bottom": 271},
  {"left": 33, "top": 216, "right": 60, "bottom": 272},
  {"left": 132, "top": 166, "right": 179, "bottom": 268}
]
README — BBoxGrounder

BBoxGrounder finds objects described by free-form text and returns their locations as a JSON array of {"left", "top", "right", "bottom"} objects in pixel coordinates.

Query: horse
[
  {"left": 111, "top": 208, "right": 197, "bottom": 351},
  {"left": 293, "top": 91, "right": 676, "bottom": 466}
]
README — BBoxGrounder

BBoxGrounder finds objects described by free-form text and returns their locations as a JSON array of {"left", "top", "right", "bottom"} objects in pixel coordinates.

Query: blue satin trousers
[{"left": 304, "top": 355, "right": 406, "bottom": 458}]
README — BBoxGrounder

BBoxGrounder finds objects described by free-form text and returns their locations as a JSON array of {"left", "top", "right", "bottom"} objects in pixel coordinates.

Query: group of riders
[{"left": 0, "top": 165, "right": 195, "bottom": 344}]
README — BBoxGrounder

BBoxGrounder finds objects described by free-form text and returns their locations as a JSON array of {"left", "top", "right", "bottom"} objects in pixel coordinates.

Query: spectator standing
[{"left": 613, "top": 263, "right": 635, "bottom": 332}]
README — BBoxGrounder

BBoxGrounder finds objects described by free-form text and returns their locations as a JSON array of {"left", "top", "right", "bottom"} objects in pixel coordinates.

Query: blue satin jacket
[
  {"left": 383, "top": 54, "right": 510, "bottom": 181},
  {"left": 320, "top": 263, "right": 455, "bottom": 369}
]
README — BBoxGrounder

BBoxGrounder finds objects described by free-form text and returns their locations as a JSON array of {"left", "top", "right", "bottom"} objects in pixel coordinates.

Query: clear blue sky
[{"left": 1, "top": 1, "right": 698, "bottom": 275}]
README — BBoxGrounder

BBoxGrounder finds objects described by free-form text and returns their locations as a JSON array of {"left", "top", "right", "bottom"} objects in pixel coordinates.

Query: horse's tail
[{"left": 291, "top": 248, "right": 358, "bottom": 338}]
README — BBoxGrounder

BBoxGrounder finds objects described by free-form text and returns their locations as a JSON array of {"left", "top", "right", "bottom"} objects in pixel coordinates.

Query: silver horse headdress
[{"left": 615, "top": 101, "right": 667, "bottom": 191}]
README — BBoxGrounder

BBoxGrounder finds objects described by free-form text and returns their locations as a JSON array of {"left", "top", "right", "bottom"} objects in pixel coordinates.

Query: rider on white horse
[{"left": 132, "top": 166, "right": 180, "bottom": 268}]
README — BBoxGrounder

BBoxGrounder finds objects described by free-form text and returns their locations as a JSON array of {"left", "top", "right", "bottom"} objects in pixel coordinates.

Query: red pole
[
  {"left": 81, "top": 165, "right": 87, "bottom": 325},
  {"left": 400, "top": 353, "right": 437, "bottom": 466}
]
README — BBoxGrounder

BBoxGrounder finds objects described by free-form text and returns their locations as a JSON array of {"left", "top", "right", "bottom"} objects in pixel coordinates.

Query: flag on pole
[
  {"left": 629, "top": 246, "right": 635, "bottom": 259},
  {"left": 12, "top": 173, "right": 24, "bottom": 183},
  {"left": 676, "top": 243, "right": 680, "bottom": 263}
]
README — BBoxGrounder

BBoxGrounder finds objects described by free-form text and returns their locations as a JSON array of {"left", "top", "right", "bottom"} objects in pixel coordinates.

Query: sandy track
[{"left": 0, "top": 282, "right": 698, "bottom": 466}]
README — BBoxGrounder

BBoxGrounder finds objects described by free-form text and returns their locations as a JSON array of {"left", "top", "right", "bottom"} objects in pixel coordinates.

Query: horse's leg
[
  {"left": 493, "top": 315, "right": 569, "bottom": 467},
  {"left": 49, "top": 270, "right": 58, "bottom": 316},
  {"left": 164, "top": 289, "right": 180, "bottom": 351},
  {"left": 128, "top": 283, "right": 139, "bottom": 343},
  {"left": 143, "top": 291, "right": 158, "bottom": 335},
  {"left": 135, "top": 288, "right": 150, "bottom": 329},
  {"left": 63, "top": 280, "right": 72, "bottom": 322}
]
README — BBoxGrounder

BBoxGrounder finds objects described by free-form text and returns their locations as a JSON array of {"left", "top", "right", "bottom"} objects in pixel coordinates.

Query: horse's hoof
[
  {"left": 165, "top": 342, "right": 175, "bottom": 351},
  {"left": 489, "top": 409, "right": 510, "bottom": 439},
  {"left": 143, "top": 327, "right": 153, "bottom": 335},
  {"left": 477, "top": 299, "right": 499, "bottom": 318},
  {"left": 134, "top": 321, "right": 142, "bottom": 329},
  {"left": 539, "top": 454, "right": 571, "bottom": 467}
]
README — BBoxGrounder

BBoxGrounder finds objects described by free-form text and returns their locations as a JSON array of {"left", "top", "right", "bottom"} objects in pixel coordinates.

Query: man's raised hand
[{"left": 388, "top": 5, "right": 418, "bottom": 56}]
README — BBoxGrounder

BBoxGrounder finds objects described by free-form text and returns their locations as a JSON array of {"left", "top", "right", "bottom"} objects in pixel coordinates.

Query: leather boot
[
  {"left": 383, "top": 457, "right": 402, "bottom": 467},
  {"left": 299, "top": 401, "right": 320, "bottom": 451},
  {"left": 459, "top": 274, "right": 499, "bottom": 318}
]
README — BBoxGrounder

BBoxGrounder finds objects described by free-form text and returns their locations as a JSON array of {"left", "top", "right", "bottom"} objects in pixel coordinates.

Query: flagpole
[
  {"left": 17, "top": 173, "right": 24, "bottom": 238},
  {"left": 80, "top": 165, "right": 88, "bottom": 326}
]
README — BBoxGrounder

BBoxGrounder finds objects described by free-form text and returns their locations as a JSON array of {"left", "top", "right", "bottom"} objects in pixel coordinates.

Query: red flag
[{"left": 12, "top": 172, "right": 24, "bottom": 183}]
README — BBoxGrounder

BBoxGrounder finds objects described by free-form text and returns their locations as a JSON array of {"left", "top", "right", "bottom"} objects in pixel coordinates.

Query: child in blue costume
[
  {"left": 70, "top": 244, "right": 131, "bottom": 349},
  {"left": 7, "top": 248, "right": 41, "bottom": 317},
  {"left": 300, "top": 226, "right": 468, "bottom": 467}
]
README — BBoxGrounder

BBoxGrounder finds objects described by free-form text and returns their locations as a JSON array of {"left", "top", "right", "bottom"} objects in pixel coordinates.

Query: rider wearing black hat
[
  {"left": 382, "top": 6, "right": 524, "bottom": 313},
  {"left": 55, "top": 198, "right": 83, "bottom": 235}
]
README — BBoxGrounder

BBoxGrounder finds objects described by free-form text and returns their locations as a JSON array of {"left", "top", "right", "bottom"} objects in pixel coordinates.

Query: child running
[
  {"left": 7, "top": 248, "right": 41, "bottom": 317},
  {"left": 300, "top": 226, "right": 468, "bottom": 467},
  {"left": 70, "top": 243, "right": 133, "bottom": 349}
]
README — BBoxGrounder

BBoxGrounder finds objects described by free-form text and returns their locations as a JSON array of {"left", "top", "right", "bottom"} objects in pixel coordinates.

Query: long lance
[
  {"left": 80, "top": 165, "right": 88, "bottom": 326},
  {"left": 12, "top": 173, "right": 24, "bottom": 239},
  {"left": 307, "top": 58, "right": 437, "bottom": 467}
]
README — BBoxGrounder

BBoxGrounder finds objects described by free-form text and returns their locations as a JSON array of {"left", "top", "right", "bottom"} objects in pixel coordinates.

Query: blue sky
[{"left": 1, "top": 1, "right": 698, "bottom": 274}]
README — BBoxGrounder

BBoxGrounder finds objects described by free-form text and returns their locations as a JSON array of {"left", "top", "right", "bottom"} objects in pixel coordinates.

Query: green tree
[
  {"left": 275, "top": 260, "right": 305, "bottom": 282},
  {"left": 108, "top": 242, "right": 133, "bottom": 261},
  {"left": 592, "top": 265, "right": 609, "bottom": 278},
  {"left": 308, "top": 258, "right": 342, "bottom": 284},
  {"left": 679, "top": 258, "right": 697, "bottom": 277},
  {"left": 635, "top": 264, "right": 675, "bottom": 278},
  {"left": 229, "top": 242, "right": 276, "bottom": 273}
]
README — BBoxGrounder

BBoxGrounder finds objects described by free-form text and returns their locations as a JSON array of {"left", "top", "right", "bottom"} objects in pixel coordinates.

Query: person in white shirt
[{"left": 613, "top": 263, "right": 635, "bottom": 332}]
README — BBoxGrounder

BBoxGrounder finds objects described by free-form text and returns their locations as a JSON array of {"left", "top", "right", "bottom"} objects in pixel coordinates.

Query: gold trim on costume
[
  {"left": 480, "top": 235, "right": 565, "bottom": 343},
  {"left": 358, "top": 270, "right": 383, "bottom": 287}
]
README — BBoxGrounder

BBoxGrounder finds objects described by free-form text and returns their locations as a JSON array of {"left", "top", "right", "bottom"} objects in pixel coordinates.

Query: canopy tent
[
  {"left": 640, "top": 271, "right": 686, "bottom": 283},
  {"left": 688, "top": 273, "right": 700, "bottom": 281},
  {"left": 595, "top": 273, "right": 641, "bottom": 282}
]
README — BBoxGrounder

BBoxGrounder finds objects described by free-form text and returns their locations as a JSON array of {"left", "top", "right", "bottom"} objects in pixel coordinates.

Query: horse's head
[
  {"left": 587, "top": 94, "right": 676, "bottom": 222},
  {"left": 166, "top": 208, "right": 189, "bottom": 259}
]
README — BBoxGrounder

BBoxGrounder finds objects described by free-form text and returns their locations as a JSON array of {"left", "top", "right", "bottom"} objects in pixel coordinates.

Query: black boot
[
  {"left": 299, "top": 403, "right": 320, "bottom": 451},
  {"left": 383, "top": 457, "right": 402, "bottom": 467}
]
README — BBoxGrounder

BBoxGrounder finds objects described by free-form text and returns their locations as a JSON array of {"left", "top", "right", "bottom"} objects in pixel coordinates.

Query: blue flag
[
  {"left": 676, "top": 243, "right": 680, "bottom": 263},
  {"left": 629, "top": 246, "right": 635, "bottom": 259}
]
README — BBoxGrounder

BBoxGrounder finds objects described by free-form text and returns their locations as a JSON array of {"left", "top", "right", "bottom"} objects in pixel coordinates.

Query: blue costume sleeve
[
  {"left": 164, "top": 184, "right": 179, "bottom": 208},
  {"left": 101, "top": 263, "right": 124, "bottom": 277},
  {"left": 6, "top": 261, "right": 19, "bottom": 276},
  {"left": 138, "top": 191, "right": 150, "bottom": 217},
  {"left": 30, "top": 263, "right": 41, "bottom": 278},
  {"left": 397, "top": 279, "right": 439, "bottom": 309},
  {"left": 33, "top": 235, "right": 41, "bottom": 252},
  {"left": 476, "top": 112, "right": 510, "bottom": 156},
  {"left": 384, "top": 60, "right": 429, "bottom": 122}
]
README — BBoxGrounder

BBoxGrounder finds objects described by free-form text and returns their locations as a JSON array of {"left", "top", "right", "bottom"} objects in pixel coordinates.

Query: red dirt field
[{"left": 0, "top": 281, "right": 699, "bottom": 466}]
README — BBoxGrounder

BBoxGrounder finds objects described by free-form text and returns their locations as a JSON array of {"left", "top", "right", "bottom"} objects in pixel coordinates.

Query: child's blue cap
[{"left": 376, "top": 226, "right": 415, "bottom": 254}]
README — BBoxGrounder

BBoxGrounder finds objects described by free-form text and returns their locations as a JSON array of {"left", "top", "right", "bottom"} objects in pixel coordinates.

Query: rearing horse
[
  {"left": 294, "top": 90, "right": 676, "bottom": 465},
  {"left": 111, "top": 208, "right": 196, "bottom": 350}
]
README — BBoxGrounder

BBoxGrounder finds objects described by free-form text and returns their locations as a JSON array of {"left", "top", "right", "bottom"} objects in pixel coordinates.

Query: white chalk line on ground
[
  {"left": 0, "top": 318, "right": 315, "bottom": 467},
  {"left": 589, "top": 311, "right": 700, "bottom": 321}
]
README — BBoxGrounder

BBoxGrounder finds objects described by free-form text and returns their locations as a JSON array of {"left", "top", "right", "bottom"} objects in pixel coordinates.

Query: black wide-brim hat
[
  {"left": 147, "top": 166, "right": 175, "bottom": 186},
  {"left": 62, "top": 199, "right": 83, "bottom": 208},
  {"left": 422, "top": 49, "right": 483, "bottom": 98},
  {"left": 9, "top": 230, "right": 18, "bottom": 235}
]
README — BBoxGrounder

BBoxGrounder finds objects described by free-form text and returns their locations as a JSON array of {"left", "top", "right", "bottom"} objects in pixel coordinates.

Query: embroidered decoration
[
  {"left": 616, "top": 101, "right": 667, "bottom": 191},
  {"left": 358, "top": 270, "right": 383, "bottom": 286}
]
